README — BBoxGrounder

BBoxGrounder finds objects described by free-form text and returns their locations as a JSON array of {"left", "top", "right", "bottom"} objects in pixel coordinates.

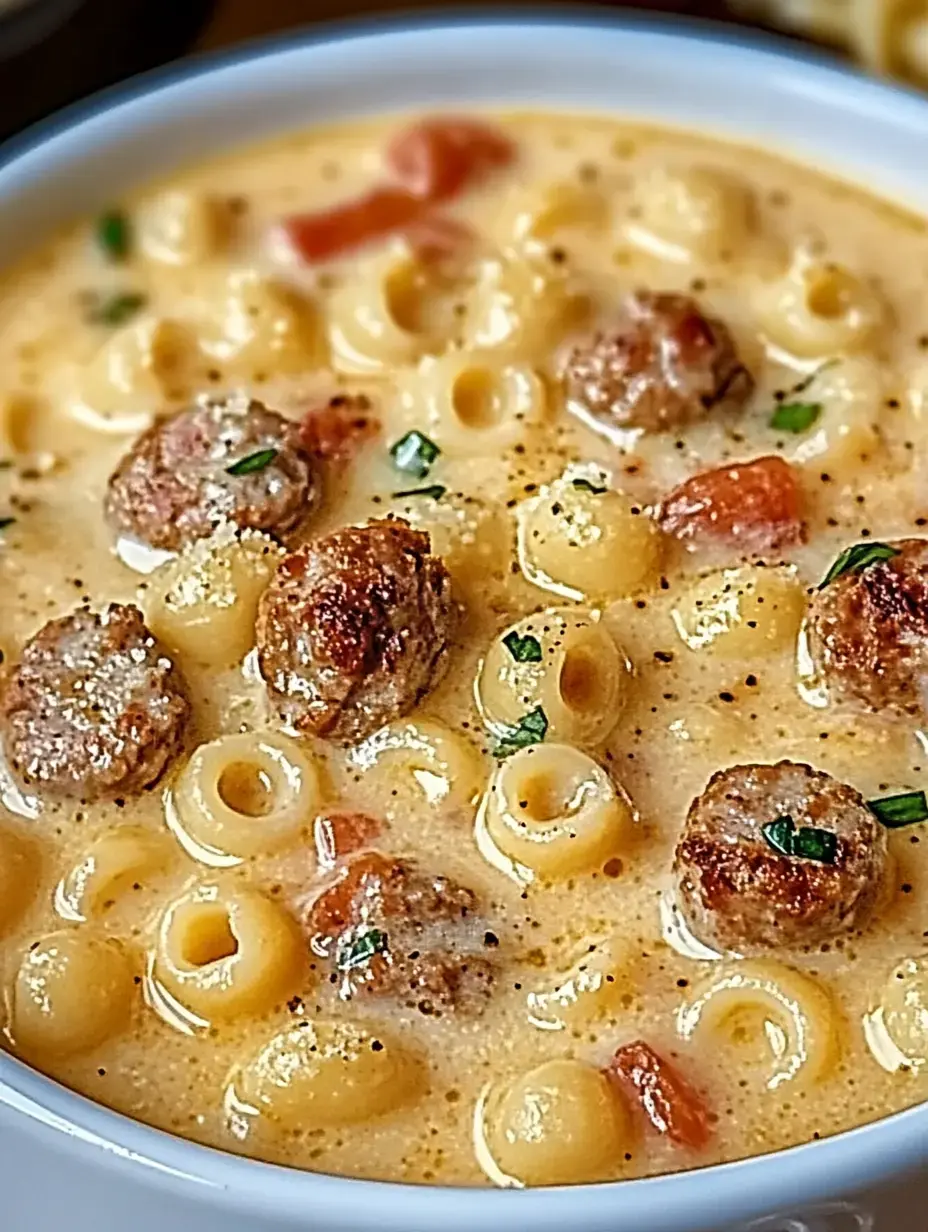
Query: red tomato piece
[
  {"left": 658, "top": 455, "right": 805, "bottom": 554},
  {"left": 281, "top": 187, "right": 423, "bottom": 263},
  {"left": 608, "top": 1040, "right": 712, "bottom": 1151},
  {"left": 300, "top": 395, "right": 381, "bottom": 468},
  {"left": 385, "top": 117, "right": 515, "bottom": 201},
  {"left": 313, "top": 811, "right": 383, "bottom": 872},
  {"left": 306, "top": 851, "right": 396, "bottom": 939}
]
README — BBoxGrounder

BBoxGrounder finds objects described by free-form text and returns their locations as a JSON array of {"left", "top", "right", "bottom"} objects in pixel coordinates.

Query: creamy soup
[{"left": 0, "top": 112, "right": 927, "bottom": 1189}]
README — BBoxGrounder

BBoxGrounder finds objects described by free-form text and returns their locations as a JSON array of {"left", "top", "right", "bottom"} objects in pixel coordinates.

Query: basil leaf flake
[
  {"left": 392, "top": 484, "right": 446, "bottom": 501},
  {"left": 226, "top": 448, "right": 278, "bottom": 477},
  {"left": 86, "top": 291, "right": 147, "bottom": 327},
  {"left": 337, "top": 927, "right": 388, "bottom": 972},
  {"left": 791, "top": 826, "right": 838, "bottom": 863},
  {"left": 819, "top": 542, "right": 899, "bottom": 590},
  {"left": 761, "top": 815, "right": 797, "bottom": 858},
  {"left": 770, "top": 401, "right": 821, "bottom": 434},
  {"left": 761, "top": 814, "right": 838, "bottom": 864},
  {"left": 390, "top": 430, "right": 441, "bottom": 479},
  {"left": 503, "top": 631, "right": 543, "bottom": 663},
  {"left": 96, "top": 209, "right": 131, "bottom": 262},
  {"left": 867, "top": 790, "right": 928, "bottom": 829},
  {"left": 492, "top": 706, "right": 548, "bottom": 758},
  {"left": 572, "top": 477, "right": 607, "bottom": 495}
]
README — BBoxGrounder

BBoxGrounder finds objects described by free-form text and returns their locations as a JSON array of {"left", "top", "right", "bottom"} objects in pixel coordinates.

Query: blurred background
[{"left": 0, "top": 0, "right": 920, "bottom": 144}]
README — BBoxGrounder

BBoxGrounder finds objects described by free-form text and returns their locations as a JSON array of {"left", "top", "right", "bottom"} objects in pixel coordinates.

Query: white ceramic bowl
[{"left": 1, "top": 16, "right": 926, "bottom": 1232}]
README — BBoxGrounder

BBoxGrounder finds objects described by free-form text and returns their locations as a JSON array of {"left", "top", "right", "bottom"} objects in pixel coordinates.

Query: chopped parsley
[
  {"left": 96, "top": 209, "right": 131, "bottom": 261},
  {"left": 337, "top": 927, "right": 388, "bottom": 971},
  {"left": 0, "top": 517, "right": 16, "bottom": 531},
  {"left": 492, "top": 706, "right": 548, "bottom": 758},
  {"left": 867, "top": 790, "right": 928, "bottom": 828},
  {"left": 392, "top": 484, "right": 446, "bottom": 501},
  {"left": 226, "top": 448, "right": 278, "bottom": 477},
  {"left": 572, "top": 477, "right": 607, "bottom": 495},
  {"left": 86, "top": 291, "right": 147, "bottom": 327},
  {"left": 761, "top": 814, "right": 837, "bottom": 864},
  {"left": 818, "top": 542, "right": 899, "bottom": 589},
  {"left": 770, "top": 401, "right": 821, "bottom": 434},
  {"left": 390, "top": 430, "right": 441, "bottom": 479},
  {"left": 503, "top": 631, "right": 543, "bottom": 663}
]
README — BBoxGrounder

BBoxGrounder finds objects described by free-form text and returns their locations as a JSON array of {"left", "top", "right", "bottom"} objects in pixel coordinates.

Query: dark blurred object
[
  {"left": 0, "top": 0, "right": 215, "bottom": 141},
  {"left": 201, "top": 0, "right": 761, "bottom": 47}
]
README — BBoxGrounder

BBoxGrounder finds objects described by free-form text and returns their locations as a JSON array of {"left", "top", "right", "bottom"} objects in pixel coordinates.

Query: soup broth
[{"left": 0, "top": 112, "right": 927, "bottom": 1186}]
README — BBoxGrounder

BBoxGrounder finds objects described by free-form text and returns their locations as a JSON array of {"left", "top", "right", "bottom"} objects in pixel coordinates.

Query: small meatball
[
  {"left": 306, "top": 851, "right": 498, "bottom": 1015},
  {"left": 256, "top": 517, "right": 455, "bottom": 742},
  {"left": 807, "top": 539, "right": 928, "bottom": 721},
  {"left": 659, "top": 456, "right": 805, "bottom": 556},
  {"left": 106, "top": 395, "right": 318, "bottom": 552},
  {"left": 674, "top": 761, "right": 886, "bottom": 953},
  {"left": 0, "top": 604, "right": 188, "bottom": 801},
  {"left": 561, "top": 291, "right": 753, "bottom": 436}
]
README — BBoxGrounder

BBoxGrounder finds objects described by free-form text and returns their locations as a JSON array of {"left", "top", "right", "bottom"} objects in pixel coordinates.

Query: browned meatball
[
  {"left": 256, "top": 517, "right": 455, "bottom": 741},
  {"left": 105, "top": 395, "right": 318, "bottom": 551},
  {"left": 807, "top": 539, "right": 928, "bottom": 721},
  {"left": 674, "top": 761, "right": 886, "bottom": 953},
  {"left": 561, "top": 290, "right": 753, "bottom": 436},
  {"left": 305, "top": 851, "right": 498, "bottom": 1016},
  {"left": 0, "top": 604, "right": 189, "bottom": 801}
]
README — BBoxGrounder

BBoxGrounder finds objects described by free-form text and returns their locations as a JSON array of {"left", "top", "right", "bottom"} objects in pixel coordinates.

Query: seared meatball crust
[
  {"left": 674, "top": 761, "right": 887, "bottom": 954},
  {"left": 305, "top": 851, "right": 497, "bottom": 1016},
  {"left": 561, "top": 290, "right": 753, "bottom": 437},
  {"left": 256, "top": 517, "right": 455, "bottom": 742},
  {"left": 807, "top": 538, "right": 928, "bottom": 721},
  {"left": 0, "top": 603, "right": 189, "bottom": 801},
  {"left": 106, "top": 394, "right": 318, "bottom": 552}
]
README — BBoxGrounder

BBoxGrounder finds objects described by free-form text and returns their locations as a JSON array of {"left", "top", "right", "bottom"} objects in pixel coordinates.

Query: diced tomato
[
  {"left": 306, "top": 851, "right": 396, "bottom": 938},
  {"left": 279, "top": 118, "right": 510, "bottom": 264},
  {"left": 385, "top": 117, "right": 515, "bottom": 201},
  {"left": 313, "top": 811, "right": 383, "bottom": 871},
  {"left": 607, "top": 1040, "right": 712, "bottom": 1151},
  {"left": 658, "top": 455, "right": 805, "bottom": 554},
  {"left": 281, "top": 187, "right": 423, "bottom": 263},
  {"left": 300, "top": 396, "right": 381, "bottom": 467},
  {"left": 405, "top": 214, "right": 477, "bottom": 263}
]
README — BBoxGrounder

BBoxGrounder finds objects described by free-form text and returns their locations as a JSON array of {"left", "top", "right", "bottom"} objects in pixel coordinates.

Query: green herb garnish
[
  {"left": 819, "top": 542, "right": 899, "bottom": 589},
  {"left": 337, "top": 927, "right": 388, "bottom": 971},
  {"left": 572, "top": 477, "right": 607, "bottom": 495},
  {"left": 226, "top": 448, "right": 278, "bottom": 477},
  {"left": 761, "top": 814, "right": 837, "bottom": 864},
  {"left": 0, "top": 517, "right": 16, "bottom": 531},
  {"left": 96, "top": 209, "right": 131, "bottom": 261},
  {"left": 86, "top": 291, "right": 147, "bottom": 327},
  {"left": 392, "top": 484, "right": 446, "bottom": 501},
  {"left": 493, "top": 706, "right": 548, "bottom": 758},
  {"left": 503, "top": 631, "right": 543, "bottom": 663},
  {"left": 867, "top": 790, "right": 928, "bottom": 828},
  {"left": 791, "top": 827, "right": 838, "bottom": 862},
  {"left": 770, "top": 401, "right": 821, "bottom": 434},
  {"left": 390, "top": 430, "right": 441, "bottom": 479}
]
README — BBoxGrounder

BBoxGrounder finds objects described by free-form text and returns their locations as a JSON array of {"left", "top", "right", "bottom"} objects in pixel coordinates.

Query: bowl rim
[{"left": 0, "top": 11, "right": 926, "bottom": 1227}]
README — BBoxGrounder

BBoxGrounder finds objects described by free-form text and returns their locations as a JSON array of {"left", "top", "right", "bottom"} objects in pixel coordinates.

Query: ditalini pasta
[{"left": 0, "top": 109, "right": 927, "bottom": 1189}]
